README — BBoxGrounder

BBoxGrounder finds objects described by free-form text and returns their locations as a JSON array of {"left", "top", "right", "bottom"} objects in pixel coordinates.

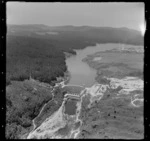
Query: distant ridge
[
  {"left": 7, "top": 24, "right": 140, "bottom": 33},
  {"left": 7, "top": 24, "right": 143, "bottom": 46}
]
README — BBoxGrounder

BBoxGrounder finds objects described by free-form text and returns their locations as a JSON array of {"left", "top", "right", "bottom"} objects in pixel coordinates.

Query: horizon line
[{"left": 7, "top": 24, "right": 140, "bottom": 32}]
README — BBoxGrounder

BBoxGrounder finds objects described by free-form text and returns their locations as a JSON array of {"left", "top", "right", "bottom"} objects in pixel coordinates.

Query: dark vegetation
[
  {"left": 6, "top": 35, "right": 67, "bottom": 85},
  {"left": 6, "top": 25, "right": 143, "bottom": 139},
  {"left": 95, "top": 76, "right": 111, "bottom": 85},
  {"left": 8, "top": 25, "right": 143, "bottom": 46},
  {"left": 34, "top": 86, "right": 65, "bottom": 129},
  {"left": 7, "top": 25, "right": 143, "bottom": 85},
  {"left": 6, "top": 80, "right": 53, "bottom": 139},
  {"left": 127, "top": 70, "right": 143, "bottom": 80}
]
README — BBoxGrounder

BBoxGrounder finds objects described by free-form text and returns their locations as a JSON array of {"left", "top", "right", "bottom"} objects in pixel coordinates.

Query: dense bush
[
  {"left": 6, "top": 80, "right": 53, "bottom": 139},
  {"left": 33, "top": 87, "right": 65, "bottom": 128},
  {"left": 6, "top": 35, "right": 67, "bottom": 84},
  {"left": 127, "top": 71, "right": 143, "bottom": 79},
  {"left": 6, "top": 25, "right": 143, "bottom": 139}
]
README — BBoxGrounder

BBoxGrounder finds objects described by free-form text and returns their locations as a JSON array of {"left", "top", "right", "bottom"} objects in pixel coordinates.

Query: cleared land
[
  {"left": 82, "top": 46, "right": 143, "bottom": 82},
  {"left": 26, "top": 79, "right": 143, "bottom": 139},
  {"left": 6, "top": 25, "right": 144, "bottom": 139},
  {"left": 78, "top": 46, "right": 143, "bottom": 139}
]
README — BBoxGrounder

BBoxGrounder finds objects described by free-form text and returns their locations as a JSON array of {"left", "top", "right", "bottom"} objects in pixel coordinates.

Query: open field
[
  {"left": 82, "top": 46, "right": 143, "bottom": 81},
  {"left": 75, "top": 46, "right": 144, "bottom": 139}
]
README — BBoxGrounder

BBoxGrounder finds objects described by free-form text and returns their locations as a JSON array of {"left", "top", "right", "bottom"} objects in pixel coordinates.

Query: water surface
[{"left": 66, "top": 43, "right": 143, "bottom": 87}]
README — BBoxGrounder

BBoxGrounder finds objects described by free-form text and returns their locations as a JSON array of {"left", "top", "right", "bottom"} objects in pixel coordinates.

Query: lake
[{"left": 66, "top": 43, "right": 143, "bottom": 87}]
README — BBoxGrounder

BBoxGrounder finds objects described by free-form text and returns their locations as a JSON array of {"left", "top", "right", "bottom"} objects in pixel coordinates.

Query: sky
[{"left": 7, "top": 2, "right": 145, "bottom": 31}]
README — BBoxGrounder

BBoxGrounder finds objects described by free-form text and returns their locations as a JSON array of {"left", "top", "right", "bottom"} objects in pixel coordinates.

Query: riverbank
[
  {"left": 26, "top": 76, "right": 144, "bottom": 139},
  {"left": 7, "top": 42, "right": 144, "bottom": 139},
  {"left": 25, "top": 63, "right": 144, "bottom": 139},
  {"left": 6, "top": 67, "right": 73, "bottom": 139},
  {"left": 6, "top": 24, "right": 144, "bottom": 139},
  {"left": 6, "top": 78, "right": 55, "bottom": 139},
  {"left": 82, "top": 45, "right": 144, "bottom": 83},
  {"left": 23, "top": 69, "right": 144, "bottom": 139}
]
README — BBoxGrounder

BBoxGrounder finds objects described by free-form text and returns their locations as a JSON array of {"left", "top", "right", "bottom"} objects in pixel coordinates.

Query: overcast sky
[{"left": 7, "top": 2, "right": 144, "bottom": 31}]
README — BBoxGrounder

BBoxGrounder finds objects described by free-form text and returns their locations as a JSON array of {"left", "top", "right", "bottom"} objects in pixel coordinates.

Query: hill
[
  {"left": 7, "top": 24, "right": 143, "bottom": 85},
  {"left": 6, "top": 24, "right": 143, "bottom": 139}
]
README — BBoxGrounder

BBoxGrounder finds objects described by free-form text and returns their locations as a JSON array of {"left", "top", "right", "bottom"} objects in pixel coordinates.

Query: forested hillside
[
  {"left": 6, "top": 35, "right": 67, "bottom": 85},
  {"left": 7, "top": 25, "right": 143, "bottom": 85},
  {"left": 6, "top": 25, "right": 143, "bottom": 139},
  {"left": 6, "top": 80, "right": 65, "bottom": 139}
]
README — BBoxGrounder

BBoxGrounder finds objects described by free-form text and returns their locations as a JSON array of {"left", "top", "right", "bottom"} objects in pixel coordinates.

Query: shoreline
[
  {"left": 25, "top": 65, "right": 144, "bottom": 139},
  {"left": 16, "top": 70, "right": 72, "bottom": 139},
  {"left": 10, "top": 43, "right": 144, "bottom": 139}
]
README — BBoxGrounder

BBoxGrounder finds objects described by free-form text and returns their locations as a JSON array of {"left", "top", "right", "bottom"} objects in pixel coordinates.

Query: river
[{"left": 66, "top": 43, "right": 143, "bottom": 87}]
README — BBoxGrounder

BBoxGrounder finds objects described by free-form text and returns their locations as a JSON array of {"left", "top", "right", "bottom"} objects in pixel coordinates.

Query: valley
[
  {"left": 6, "top": 25, "right": 144, "bottom": 139},
  {"left": 26, "top": 44, "right": 143, "bottom": 139}
]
